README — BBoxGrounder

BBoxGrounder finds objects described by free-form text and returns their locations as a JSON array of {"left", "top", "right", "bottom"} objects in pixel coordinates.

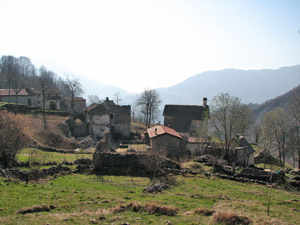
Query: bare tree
[
  {"left": 38, "top": 66, "right": 56, "bottom": 129},
  {"left": 262, "top": 108, "right": 288, "bottom": 166},
  {"left": 65, "top": 75, "right": 84, "bottom": 111},
  {"left": 210, "top": 93, "right": 252, "bottom": 150},
  {"left": 136, "top": 88, "right": 161, "bottom": 128},
  {"left": 87, "top": 94, "right": 103, "bottom": 105},
  {"left": 287, "top": 94, "right": 300, "bottom": 168},
  {"left": 114, "top": 91, "right": 122, "bottom": 105}
]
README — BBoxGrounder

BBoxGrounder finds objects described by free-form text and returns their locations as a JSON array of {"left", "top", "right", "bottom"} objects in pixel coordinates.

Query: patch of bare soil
[{"left": 25, "top": 114, "right": 76, "bottom": 149}]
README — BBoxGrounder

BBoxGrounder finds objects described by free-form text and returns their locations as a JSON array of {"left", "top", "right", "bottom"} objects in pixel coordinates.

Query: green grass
[
  {"left": 0, "top": 173, "right": 299, "bottom": 224},
  {"left": 17, "top": 148, "right": 92, "bottom": 164}
]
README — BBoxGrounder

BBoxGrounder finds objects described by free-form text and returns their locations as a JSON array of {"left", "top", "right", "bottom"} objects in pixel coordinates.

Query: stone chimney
[{"left": 203, "top": 97, "right": 208, "bottom": 107}]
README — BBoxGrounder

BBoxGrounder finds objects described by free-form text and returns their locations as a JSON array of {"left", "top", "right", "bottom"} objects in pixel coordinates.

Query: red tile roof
[
  {"left": 147, "top": 124, "right": 182, "bottom": 139},
  {"left": 0, "top": 89, "right": 30, "bottom": 96}
]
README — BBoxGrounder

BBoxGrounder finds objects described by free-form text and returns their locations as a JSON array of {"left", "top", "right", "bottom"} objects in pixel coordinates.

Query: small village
[
  {"left": 1, "top": 1, "right": 300, "bottom": 223},
  {"left": 1, "top": 70, "right": 300, "bottom": 224}
]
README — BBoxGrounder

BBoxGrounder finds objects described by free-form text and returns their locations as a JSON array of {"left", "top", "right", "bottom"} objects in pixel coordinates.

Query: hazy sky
[{"left": 0, "top": 0, "right": 299, "bottom": 93}]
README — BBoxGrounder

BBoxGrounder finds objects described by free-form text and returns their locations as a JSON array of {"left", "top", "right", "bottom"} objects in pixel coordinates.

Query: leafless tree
[
  {"left": 136, "top": 88, "right": 161, "bottom": 128},
  {"left": 87, "top": 94, "right": 103, "bottom": 105},
  {"left": 38, "top": 66, "right": 56, "bottom": 129},
  {"left": 114, "top": 91, "right": 122, "bottom": 105},
  {"left": 0, "top": 56, "right": 15, "bottom": 96},
  {"left": 286, "top": 94, "right": 300, "bottom": 168},
  {"left": 65, "top": 75, "right": 84, "bottom": 111},
  {"left": 210, "top": 93, "right": 252, "bottom": 150},
  {"left": 262, "top": 108, "right": 288, "bottom": 166}
]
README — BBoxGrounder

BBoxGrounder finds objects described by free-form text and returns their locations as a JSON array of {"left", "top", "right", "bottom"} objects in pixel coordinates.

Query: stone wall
[{"left": 93, "top": 152, "right": 180, "bottom": 176}]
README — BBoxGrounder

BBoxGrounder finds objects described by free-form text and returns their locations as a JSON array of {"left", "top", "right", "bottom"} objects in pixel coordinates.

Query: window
[{"left": 28, "top": 99, "right": 32, "bottom": 106}]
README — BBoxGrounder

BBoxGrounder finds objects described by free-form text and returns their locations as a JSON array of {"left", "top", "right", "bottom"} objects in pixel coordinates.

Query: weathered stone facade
[
  {"left": 64, "top": 97, "right": 86, "bottom": 113},
  {"left": 85, "top": 98, "right": 131, "bottom": 140}
]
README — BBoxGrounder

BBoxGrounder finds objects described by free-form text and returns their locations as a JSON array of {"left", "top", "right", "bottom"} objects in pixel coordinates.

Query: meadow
[{"left": 0, "top": 150, "right": 299, "bottom": 224}]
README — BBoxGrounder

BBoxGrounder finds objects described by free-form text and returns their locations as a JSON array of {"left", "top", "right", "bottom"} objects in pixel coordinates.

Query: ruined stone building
[
  {"left": 85, "top": 97, "right": 131, "bottom": 140},
  {"left": 146, "top": 124, "right": 187, "bottom": 160},
  {"left": 64, "top": 97, "right": 86, "bottom": 113},
  {"left": 229, "top": 136, "right": 255, "bottom": 166},
  {"left": 163, "top": 98, "right": 210, "bottom": 133}
]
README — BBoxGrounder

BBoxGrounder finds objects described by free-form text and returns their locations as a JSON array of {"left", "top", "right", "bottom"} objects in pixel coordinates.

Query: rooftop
[{"left": 147, "top": 124, "right": 182, "bottom": 139}]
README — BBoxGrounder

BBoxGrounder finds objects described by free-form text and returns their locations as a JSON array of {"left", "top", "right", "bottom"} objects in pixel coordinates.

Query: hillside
[{"left": 252, "top": 84, "right": 300, "bottom": 122}]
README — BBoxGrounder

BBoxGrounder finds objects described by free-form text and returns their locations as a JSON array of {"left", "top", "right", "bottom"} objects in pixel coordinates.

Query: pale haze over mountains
[{"left": 79, "top": 64, "right": 300, "bottom": 107}]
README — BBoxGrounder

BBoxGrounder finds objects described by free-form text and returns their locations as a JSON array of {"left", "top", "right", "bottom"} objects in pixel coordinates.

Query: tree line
[{"left": 0, "top": 55, "right": 83, "bottom": 105}]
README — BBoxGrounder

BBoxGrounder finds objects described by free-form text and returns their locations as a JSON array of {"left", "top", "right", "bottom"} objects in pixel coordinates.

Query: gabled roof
[
  {"left": 64, "top": 97, "right": 86, "bottom": 101},
  {"left": 163, "top": 105, "right": 208, "bottom": 120},
  {"left": 147, "top": 124, "right": 182, "bottom": 139},
  {"left": 0, "top": 89, "right": 31, "bottom": 96},
  {"left": 231, "top": 136, "right": 255, "bottom": 155}
]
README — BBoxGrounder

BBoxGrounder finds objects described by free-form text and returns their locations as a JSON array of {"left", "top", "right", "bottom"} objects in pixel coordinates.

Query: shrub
[
  {"left": 0, "top": 111, "right": 29, "bottom": 167},
  {"left": 213, "top": 211, "right": 252, "bottom": 225}
]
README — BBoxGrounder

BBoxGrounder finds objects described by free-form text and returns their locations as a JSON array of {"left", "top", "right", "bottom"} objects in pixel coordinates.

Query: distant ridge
[
  {"left": 157, "top": 65, "right": 300, "bottom": 105},
  {"left": 252, "top": 84, "right": 300, "bottom": 122}
]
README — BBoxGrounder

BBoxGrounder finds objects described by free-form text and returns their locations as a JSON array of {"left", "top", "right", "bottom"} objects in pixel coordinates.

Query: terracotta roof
[
  {"left": 0, "top": 89, "right": 31, "bottom": 96},
  {"left": 147, "top": 124, "right": 182, "bottom": 139}
]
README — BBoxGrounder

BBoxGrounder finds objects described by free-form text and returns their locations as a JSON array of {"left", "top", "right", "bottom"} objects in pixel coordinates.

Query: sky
[{"left": 0, "top": 0, "right": 299, "bottom": 93}]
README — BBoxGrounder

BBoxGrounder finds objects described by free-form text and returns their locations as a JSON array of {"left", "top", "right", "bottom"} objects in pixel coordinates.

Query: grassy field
[
  {"left": 17, "top": 148, "right": 92, "bottom": 164},
  {"left": 0, "top": 148, "right": 299, "bottom": 224},
  {"left": 0, "top": 173, "right": 299, "bottom": 224}
]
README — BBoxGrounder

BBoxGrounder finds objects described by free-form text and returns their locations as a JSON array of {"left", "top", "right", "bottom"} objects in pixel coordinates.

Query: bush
[{"left": 0, "top": 111, "right": 29, "bottom": 167}]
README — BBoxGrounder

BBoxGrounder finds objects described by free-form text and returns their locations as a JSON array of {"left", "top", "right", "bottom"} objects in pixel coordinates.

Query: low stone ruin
[
  {"left": 95, "top": 131, "right": 115, "bottom": 152},
  {"left": 93, "top": 152, "right": 180, "bottom": 177},
  {"left": 0, "top": 165, "right": 72, "bottom": 182},
  {"left": 236, "top": 168, "right": 284, "bottom": 184},
  {"left": 289, "top": 176, "right": 300, "bottom": 189}
]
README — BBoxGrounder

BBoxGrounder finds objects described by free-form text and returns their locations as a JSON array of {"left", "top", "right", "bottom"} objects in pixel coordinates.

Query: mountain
[
  {"left": 158, "top": 65, "right": 300, "bottom": 106},
  {"left": 252, "top": 84, "right": 300, "bottom": 122}
]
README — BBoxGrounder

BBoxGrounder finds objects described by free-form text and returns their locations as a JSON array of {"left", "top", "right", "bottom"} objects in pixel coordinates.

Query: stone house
[
  {"left": 28, "top": 88, "right": 61, "bottom": 110},
  {"left": 0, "top": 89, "right": 33, "bottom": 105},
  {"left": 230, "top": 136, "right": 255, "bottom": 166},
  {"left": 146, "top": 124, "right": 186, "bottom": 159},
  {"left": 163, "top": 98, "right": 210, "bottom": 133},
  {"left": 64, "top": 97, "right": 86, "bottom": 113},
  {"left": 186, "top": 137, "right": 207, "bottom": 155},
  {"left": 85, "top": 97, "right": 131, "bottom": 140},
  {"left": 0, "top": 88, "right": 62, "bottom": 110}
]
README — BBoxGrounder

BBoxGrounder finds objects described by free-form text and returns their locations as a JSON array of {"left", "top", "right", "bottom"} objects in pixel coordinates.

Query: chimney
[
  {"left": 155, "top": 128, "right": 158, "bottom": 135},
  {"left": 203, "top": 97, "right": 208, "bottom": 107}
]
